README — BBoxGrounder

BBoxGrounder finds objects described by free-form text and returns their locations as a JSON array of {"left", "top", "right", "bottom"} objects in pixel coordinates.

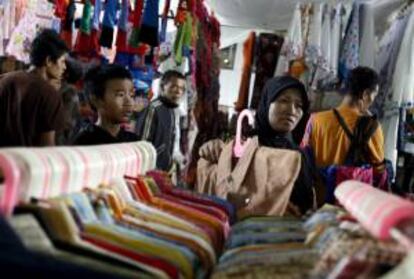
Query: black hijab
[{"left": 255, "top": 76, "right": 309, "bottom": 149}]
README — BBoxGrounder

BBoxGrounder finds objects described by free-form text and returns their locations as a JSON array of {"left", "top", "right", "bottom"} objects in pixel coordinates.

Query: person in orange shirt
[
  {"left": 301, "top": 67, "right": 385, "bottom": 202},
  {"left": 301, "top": 66, "right": 384, "bottom": 168}
]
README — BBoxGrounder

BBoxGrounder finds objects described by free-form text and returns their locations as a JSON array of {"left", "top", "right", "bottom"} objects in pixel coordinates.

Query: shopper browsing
[
  {"left": 0, "top": 29, "right": 68, "bottom": 146},
  {"left": 74, "top": 64, "right": 139, "bottom": 145},
  {"left": 135, "top": 70, "right": 186, "bottom": 172},
  {"left": 199, "top": 76, "right": 315, "bottom": 215}
]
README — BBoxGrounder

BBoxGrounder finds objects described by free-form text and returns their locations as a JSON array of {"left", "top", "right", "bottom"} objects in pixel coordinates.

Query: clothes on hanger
[
  {"left": 99, "top": 0, "right": 118, "bottom": 48},
  {"left": 4, "top": 171, "right": 235, "bottom": 279},
  {"left": 249, "top": 33, "right": 284, "bottom": 110},
  {"left": 234, "top": 32, "right": 255, "bottom": 112}
]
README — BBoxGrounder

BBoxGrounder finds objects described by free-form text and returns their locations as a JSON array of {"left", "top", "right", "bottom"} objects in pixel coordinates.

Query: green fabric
[
  {"left": 182, "top": 15, "right": 193, "bottom": 49},
  {"left": 128, "top": 27, "right": 140, "bottom": 48},
  {"left": 80, "top": 0, "right": 93, "bottom": 34},
  {"left": 174, "top": 14, "right": 193, "bottom": 65}
]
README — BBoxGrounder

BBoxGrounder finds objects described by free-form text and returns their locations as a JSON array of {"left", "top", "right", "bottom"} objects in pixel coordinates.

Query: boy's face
[
  {"left": 98, "top": 78, "right": 135, "bottom": 124},
  {"left": 161, "top": 77, "right": 186, "bottom": 105}
]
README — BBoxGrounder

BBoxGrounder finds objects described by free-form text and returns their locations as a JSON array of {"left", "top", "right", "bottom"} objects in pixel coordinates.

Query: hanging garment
[
  {"left": 147, "top": 170, "right": 236, "bottom": 224},
  {"left": 392, "top": 9, "right": 414, "bottom": 106},
  {"left": 372, "top": 13, "right": 409, "bottom": 118},
  {"left": 138, "top": 0, "right": 160, "bottom": 47},
  {"left": 9, "top": 213, "right": 145, "bottom": 278},
  {"left": 234, "top": 32, "right": 255, "bottom": 112},
  {"left": 173, "top": 13, "right": 193, "bottom": 65},
  {"left": 129, "top": 177, "right": 225, "bottom": 253},
  {"left": 372, "top": 13, "right": 409, "bottom": 178},
  {"left": 329, "top": 3, "right": 342, "bottom": 82},
  {"left": 15, "top": 0, "right": 27, "bottom": 26},
  {"left": 249, "top": 33, "right": 284, "bottom": 110},
  {"left": 274, "top": 4, "right": 303, "bottom": 76},
  {"left": 3, "top": 0, "right": 15, "bottom": 41},
  {"left": 159, "top": 0, "right": 171, "bottom": 43},
  {"left": 90, "top": 0, "right": 102, "bottom": 54},
  {"left": 88, "top": 192, "right": 201, "bottom": 278},
  {"left": 311, "top": 4, "right": 332, "bottom": 89},
  {"left": 197, "top": 137, "right": 301, "bottom": 219},
  {"left": 39, "top": 198, "right": 174, "bottom": 279},
  {"left": 61, "top": 0, "right": 76, "bottom": 48},
  {"left": 99, "top": 0, "right": 118, "bottom": 48},
  {"left": 305, "top": 3, "right": 323, "bottom": 67},
  {"left": 73, "top": 0, "right": 93, "bottom": 54},
  {"left": 80, "top": 0, "right": 93, "bottom": 34},
  {"left": 300, "top": 3, "right": 312, "bottom": 47},
  {"left": 384, "top": 9, "right": 414, "bottom": 173},
  {"left": 69, "top": 193, "right": 195, "bottom": 279},
  {"left": 359, "top": 3, "right": 376, "bottom": 68},
  {"left": 5, "top": 1, "right": 57, "bottom": 63},
  {"left": 115, "top": 0, "right": 129, "bottom": 53},
  {"left": 0, "top": 213, "right": 116, "bottom": 278},
  {"left": 339, "top": 3, "right": 360, "bottom": 82},
  {"left": 54, "top": 0, "right": 67, "bottom": 19},
  {"left": 129, "top": 0, "right": 145, "bottom": 48}
]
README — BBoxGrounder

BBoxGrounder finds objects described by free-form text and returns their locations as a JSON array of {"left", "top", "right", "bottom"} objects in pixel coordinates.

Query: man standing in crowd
[
  {"left": 136, "top": 70, "right": 186, "bottom": 172},
  {"left": 301, "top": 66, "right": 384, "bottom": 169},
  {"left": 0, "top": 29, "right": 68, "bottom": 147}
]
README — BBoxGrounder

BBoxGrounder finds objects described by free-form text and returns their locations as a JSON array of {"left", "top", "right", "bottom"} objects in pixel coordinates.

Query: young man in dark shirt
[
  {"left": 135, "top": 70, "right": 186, "bottom": 171},
  {"left": 0, "top": 29, "right": 68, "bottom": 147},
  {"left": 74, "top": 64, "right": 139, "bottom": 145}
]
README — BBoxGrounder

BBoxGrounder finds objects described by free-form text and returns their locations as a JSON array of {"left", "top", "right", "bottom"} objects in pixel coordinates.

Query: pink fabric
[
  {"left": 0, "top": 153, "right": 21, "bottom": 216},
  {"left": 335, "top": 166, "right": 373, "bottom": 186},
  {"left": 52, "top": 150, "right": 71, "bottom": 195},
  {"left": 335, "top": 181, "right": 414, "bottom": 240},
  {"left": 374, "top": 169, "right": 388, "bottom": 191},
  {"left": 73, "top": 148, "right": 90, "bottom": 187},
  {"left": 0, "top": 143, "right": 151, "bottom": 214},
  {"left": 31, "top": 150, "right": 52, "bottom": 199}
]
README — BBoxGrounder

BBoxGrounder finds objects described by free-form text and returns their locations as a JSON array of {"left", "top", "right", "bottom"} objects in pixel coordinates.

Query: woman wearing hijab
[{"left": 198, "top": 76, "right": 315, "bottom": 215}]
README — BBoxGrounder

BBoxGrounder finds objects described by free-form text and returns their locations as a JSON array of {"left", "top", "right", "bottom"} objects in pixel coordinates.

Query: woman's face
[{"left": 268, "top": 88, "right": 304, "bottom": 134}]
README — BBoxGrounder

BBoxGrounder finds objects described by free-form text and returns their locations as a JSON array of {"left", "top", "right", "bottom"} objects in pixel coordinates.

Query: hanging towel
[
  {"left": 274, "top": 3, "right": 303, "bottom": 76},
  {"left": 54, "top": 0, "right": 67, "bottom": 20},
  {"left": 115, "top": 0, "right": 130, "bottom": 53},
  {"left": 138, "top": 0, "right": 160, "bottom": 47},
  {"left": 99, "top": 0, "right": 118, "bottom": 48},
  {"left": 159, "top": 0, "right": 171, "bottom": 43},
  {"left": 89, "top": 0, "right": 102, "bottom": 54},
  {"left": 339, "top": 3, "right": 360, "bottom": 82},
  {"left": 92, "top": 0, "right": 103, "bottom": 31},
  {"left": 249, "top": 33, "right": 284, "bottom": 110},
  {"left": 60, "top": 0, "right": 76, "bottom": 48},
  {"left": 74, "top": 0, "right": 93, "bottom": 54},
  {"left": 173, "top": 13, "right": 193, "bottom": 65},
  {"left": 63, "top": 0, "right": 76, "bottom": 31},
  {"left": 234, "top": 32, "right": 255, "bottom": 112},
  {"left": 80, "top": 0, "right": 93, "bottom": 34},
  {"left": 129, "top": 0, "right": 145, "bottom": 48}
]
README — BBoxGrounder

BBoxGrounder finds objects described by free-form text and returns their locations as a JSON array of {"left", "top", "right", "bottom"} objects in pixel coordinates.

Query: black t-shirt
[
  {"left": 0, "top": 71, "right": 65, "bottom": 147},
  {"left": 73, "top": 124, "right": 139, "bottom": 145}
]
